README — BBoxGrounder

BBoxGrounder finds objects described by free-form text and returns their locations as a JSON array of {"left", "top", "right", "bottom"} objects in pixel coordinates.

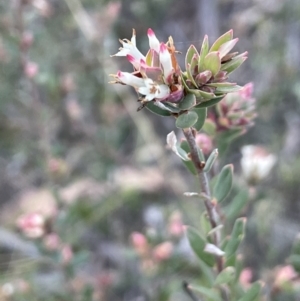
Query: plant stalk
[{"left": 182, "top": 127, "right": 223, "bottom": 273}]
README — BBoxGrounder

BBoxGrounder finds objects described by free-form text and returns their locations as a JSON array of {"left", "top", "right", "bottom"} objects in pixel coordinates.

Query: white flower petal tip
[
  {"left": 147, "top": 28, "right": 160, "bottom": 52},
  {"left": 159, "top": 43, "right": 173, "bottom": 80}
]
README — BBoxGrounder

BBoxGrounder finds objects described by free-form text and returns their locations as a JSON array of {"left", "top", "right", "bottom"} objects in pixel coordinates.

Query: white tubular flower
[
  {"left": 241, "top": 145, "right": 277, "bottom": 184},
  {"left": 126, "top": 54, "right": 141, "bottom": 70},
  {"left": 112, "top": 29, "right": 145, "bottom": 61},
  {"left": 159, "top": 43, "right": 173, "bottom": 81},
  {"left": 115, "top": 71, "right": 145, "bottom": 87},
  {"left": 147, "top": 28, "right": 160, "bottom": 53},
  {"left": 138, "top": 78, "right": 170, "bottom": 101}
]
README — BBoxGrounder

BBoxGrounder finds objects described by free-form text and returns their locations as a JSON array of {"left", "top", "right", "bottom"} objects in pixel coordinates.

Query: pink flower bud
[
  {"left": 168, "top": 211, "right": 184, "bottom": 237},
  {"left": 195, "top": 133, "right": 213, "bottom": 155},
  {"left": 17, "top": 212, "right": 45, "bottom": 238},
  {"left": 131, "top": 232, "right": 148, "bottom": 256},
  {"left": 43, "top": 233, "right": 61, "bottom": 250},
  {"left": 21, "top": 32, "right": 34, "bottom": 50},
  {"left": 24, "top": 62, "right": 39, "bottom": 79},
  {"left": 274, "top": 265, "right": 297, "bottom": 287},
  {"left": 153, "top": 242, "right": 173, "bottom": 262},
  {"left": 61, "top": 245, "right": 73, "bottom": 265},
  {"left": 239, "top": 268, "right": 253, "bottom": 288}
]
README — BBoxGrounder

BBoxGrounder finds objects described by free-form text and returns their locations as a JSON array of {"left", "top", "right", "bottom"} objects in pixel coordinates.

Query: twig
[
  {"left": 182, "top": 281, "right": 201, "bottom": 301},
  {"left": 182, "top": 127, "right": 223, "bottom": 272}
]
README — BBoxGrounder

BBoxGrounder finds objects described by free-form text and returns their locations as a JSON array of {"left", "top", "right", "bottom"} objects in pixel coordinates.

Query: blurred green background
[{"left": 1, "top": 0, "right": 300, "bottom": 300}]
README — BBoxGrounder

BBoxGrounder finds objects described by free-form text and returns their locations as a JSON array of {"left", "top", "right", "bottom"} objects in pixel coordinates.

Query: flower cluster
[
  {"left": 110, "top": 29, "right": 247, "bottom": 110},
  {"left": 182, "top": 30, "right": 248, "bottom": 100},
  {"left": 215, "top": 83, "right": 257, "bottom": 131},
  {"left": 110, "top": 29, "right": 183, "bottom": 106}
]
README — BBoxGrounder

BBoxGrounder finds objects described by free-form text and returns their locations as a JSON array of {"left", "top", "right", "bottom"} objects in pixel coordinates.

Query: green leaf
[
  {"left": 145, "top": 102, "right": 171, "bottom": 116},
  {"left": 187, "top": 226, "right": 215, "bottom": 267},
  {"left": 189, "top": 285, "right": 222, "bottom": 301},
  {"left": 215, "top": 85, "right": 242, "bottom": 94},
  {"left": 178, "top": 93, "right": 197, "bottom": 110},
  {"left": 218, "top": 38, "right": 238, "bottom": 58},
  {"left": 200, "top": 212, "right": 211, "bottom": 236},
  {"left": 198, "top": 35, "right": 209, "bottom": 72},
  {"left": 186, "top": 63, "right": 198, "bottom": 87},
  {"left": 214, "top": 266, "right": 235, "bottom": 285},
  {"left": 210, "top": 30, "right": 233, "bottom": 52},
  {"left": 192, "top": 108, "right": 207, "bottom": 131},
  {"left": 291, "top": 234, "right": 300, "bottom": 255},
  {"left": 235, "top": 255, "right": 243, "bottom": 281},
  {"left": 195, "top": 96, "right": 224, "bottom": 108},
  {"left": 202, "top": 119, "right": 217, "bottom": 136},
  {"left": 185, "top": 45, "right": 199, "bottom": 71},
  {"left": 206, "top": 82, "right": 236, "bottom": 88},
  {"left": 237, "top": 281, "right": 263, "bottom": 301},
  {"left": 203, "top": 52, "right": 221, "bottom": 76},
  {"left": 203, "top": 149, "right": 218, "bottom": 173},
  {"left": 225, "top": 189, "right": 249, "bottom": 220},
  {"left": 213, "top": 164, "right": 233, "bottom": 203},
  {"left": 162, "top": 103, "right": 181, "bottom": 113},
  {"left": 176, "top": 111, "right": 198, "bottom": 129},
  {"left": 289, "top": 254, "right": 300, "bottom": 273},
  {"left": 221, "top": 53, "right": 247, "bottom": 74},
  {"left": 225, "top": 218, "right": 246, "bottom": 258}
]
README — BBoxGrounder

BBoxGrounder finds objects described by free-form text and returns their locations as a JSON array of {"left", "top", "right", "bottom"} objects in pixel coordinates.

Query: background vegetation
[{"left": 1, "top": 0, "right": 300, "bottom": 300}]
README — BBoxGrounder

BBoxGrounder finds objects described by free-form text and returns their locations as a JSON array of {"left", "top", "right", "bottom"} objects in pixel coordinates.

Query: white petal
[
  {"left": 156, "top": 84, "right": 170, "bottom": 100},
  {"left": 147, "top": 28, "right": 160, "bottom": 53},
  {"left": 117, "top": 71, "right": 145, "bottom": 87},
  {"left": 159, "top": 43, "right": 173, "bottom": 80}
]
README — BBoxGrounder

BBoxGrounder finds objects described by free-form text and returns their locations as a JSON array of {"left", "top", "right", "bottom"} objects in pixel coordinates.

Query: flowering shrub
[{"left": 110, "top": 28, "right": 299, "bottom": 301}]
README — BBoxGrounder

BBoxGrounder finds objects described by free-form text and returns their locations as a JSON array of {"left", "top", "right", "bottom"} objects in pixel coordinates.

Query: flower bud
[
  {"left": 214, "top": 82, "right": 256, "bottom": 132},
  {"left": 152, "top": 241, "right": 173, "bottom": 262},
  {"left": 17, "top": 212, "right": 45, "bottom": 238},
  {"left": 195, "top": 133, "right": 213, "bottom": 155},
  {"left": 130, "top": 232, "right": 149, "bottom": 256},
  {"left": 24, "top": 61, "right": 39, "bottom": 79},
  {"left": 168, "top": 211, "right": 184, "bottom": 237}
]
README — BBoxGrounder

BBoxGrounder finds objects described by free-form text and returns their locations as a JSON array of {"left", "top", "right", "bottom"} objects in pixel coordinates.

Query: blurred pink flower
[
  {"left": 274, "top": 265, "right": 298, "bottom": 286},
  {"left": 195, "top": 133, "right": 214, "bottom": 155},
  {"left": 239, "top": 268, "right": 253, "bottom": 288},
  {"left": 130, "top": 232, "right": 149, "bottom": 256},
  {"left": 43, "top": 233, "right": 61, "bottom": 251},
  {"left": 168, "top": 211, "right": 184, "bottom": 237},
  {"left": 211, "top": 82, "right": 256, "bottom": 133},
  {"left": 61, "top": 245, "right": 73, "bottom": 265},
  {"left": 153, "top": 241, "right": 173, "bottom": 262},
  {"left": 17, "top": 212, "right": 45, "bottom": 238},
  {"left": 24, "top": 62, "right": 39, "bottom": 79}
]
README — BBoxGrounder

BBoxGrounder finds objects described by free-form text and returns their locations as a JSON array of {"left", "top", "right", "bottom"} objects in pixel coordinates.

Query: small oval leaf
[
  {"left": 213, "top": 164, "right": 234, "bottom": 203},
  {"left": 203, "top": 149, "right": 218, "bottom": 172},
  {"left": 195, "top": 96, "right": 224, "bottom": 108},
  {"left": 192, "top": 108, "right": 207, "bottom": 131},
  {"left": 176, "top": 111, "right": 198, "bottom": 129},
  {"left": 214, "top": 266, "right": 235, "bottom": 285},
  {"left": 225, "top": 217, "right": 247, "bottom": 258},
  {"left": 178, "top": 93, "right": 197, "bottom": 110},
  {"left": 225, "top": 189, "right": 249, "bottom": 220},
  {"left": 187, "top": 226, "right": 215, "bottom": 267},
  {"left": 145, "top": 102, "right": 171, "bottom": 116}
]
